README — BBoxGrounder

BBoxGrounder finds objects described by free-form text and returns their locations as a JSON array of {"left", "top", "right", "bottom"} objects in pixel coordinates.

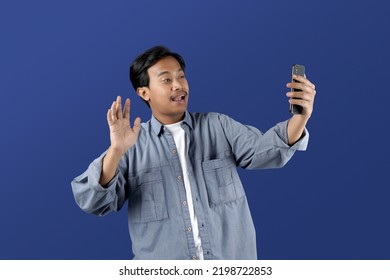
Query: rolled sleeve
[
  {"left": 71, "top": 153, "right": 127, "bottom": 216},
  {"left": 274, "top": 120, "right": 309, "bottom": 151}
]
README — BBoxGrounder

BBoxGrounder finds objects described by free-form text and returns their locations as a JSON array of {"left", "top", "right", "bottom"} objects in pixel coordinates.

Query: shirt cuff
[
  {"left": 290, "top": 127, "right": 309, "bottom": 151},
  {"left": 275, "top": 120, "right": 309, "bottom": 151},
  {"left": 87, "top": 152, "right": 120, "bottom": 191}
]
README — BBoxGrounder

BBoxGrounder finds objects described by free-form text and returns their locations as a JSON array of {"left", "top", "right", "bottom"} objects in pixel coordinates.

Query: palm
[{"left": 107, "top": 96, "right": 141, "bottom": 155}]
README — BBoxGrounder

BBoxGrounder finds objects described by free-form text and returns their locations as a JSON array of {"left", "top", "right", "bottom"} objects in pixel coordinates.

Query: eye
[
  {"left": 162, "top": 78, "right": 172, "bottom": 83},
  {"left": 177, "top": 71, "right": 186, "bottom": 79}
]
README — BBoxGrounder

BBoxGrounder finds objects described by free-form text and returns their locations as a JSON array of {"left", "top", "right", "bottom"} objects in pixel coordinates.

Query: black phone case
[{"left": 290, "top": 64, "right": 305, "bottom": 114}]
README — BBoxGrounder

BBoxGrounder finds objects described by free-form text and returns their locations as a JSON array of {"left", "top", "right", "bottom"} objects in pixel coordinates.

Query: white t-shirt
[{"left": 164, "top": 121, "right": 204, "bottom": 260}]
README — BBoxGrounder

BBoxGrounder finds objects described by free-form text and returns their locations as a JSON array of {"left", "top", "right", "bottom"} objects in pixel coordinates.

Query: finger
[
  {"left": 287, "top": 82, "right": 307, "bottom": 91},
  {"left": 301, "top": 84, "right": 316, "bottom": 94},
  {"left": 289, "top": 98, "right": 310, "bottom": 108},
  {"left": 116, "top": 96, "right": 123, "bottom": 119},
  {"left": 287, "top": 91, "right": 313, "bottom": 101},
  {"left": 294, "top": 74, "right": 316, "bottom": 90},
  {"left": 110, "top": 101, "right": 117, "bottom": 120},
  {"left": 293, "top": 74, "right": 310, "bottom": 83},
  {"left": 123, "top": 98, "right": 130, "bottom": 120},
  {"left": 306, "top": 80, "right": 315, "bottom": 90},
  {"left": 287, "top": 82, "right": 315, "bottom": 94},
  {"left": 107, "top": 109, "right": 113, "bottom": 125},
  {"left": 132, "top": 117, "right": 141, "bottom": 135}
]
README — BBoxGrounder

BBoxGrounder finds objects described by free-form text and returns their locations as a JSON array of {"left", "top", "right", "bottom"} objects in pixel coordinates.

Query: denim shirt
[{"left": 71, "top": 112, "right": 308, "bottom": 260}]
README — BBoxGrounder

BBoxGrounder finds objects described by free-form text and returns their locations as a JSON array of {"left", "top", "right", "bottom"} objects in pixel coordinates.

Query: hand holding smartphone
[{"left": 289, "top": 64, "right": 305, "bottom": 115}]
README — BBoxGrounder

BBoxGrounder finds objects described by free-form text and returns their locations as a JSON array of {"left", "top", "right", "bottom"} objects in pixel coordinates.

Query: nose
[{"left": 172, "top": 77, "right": 183, "bottom": 91}]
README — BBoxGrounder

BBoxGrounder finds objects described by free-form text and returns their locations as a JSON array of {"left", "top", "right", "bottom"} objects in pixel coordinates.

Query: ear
[{"left": 136, "top": 87, "right": 150, "bottom": 102}]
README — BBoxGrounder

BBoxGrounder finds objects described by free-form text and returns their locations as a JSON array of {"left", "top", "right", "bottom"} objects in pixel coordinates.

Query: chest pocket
[
  {"left": 202, "top": 155, "right": 245, "bottom": 208},
  {"left": 128, "top": 170, "right": 168, "bottom": 223}
]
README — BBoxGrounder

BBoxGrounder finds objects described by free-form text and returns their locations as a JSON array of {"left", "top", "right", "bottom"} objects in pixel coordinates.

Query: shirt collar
[{"left": 151, "top": 111, "right": 193, "bottom": 136}]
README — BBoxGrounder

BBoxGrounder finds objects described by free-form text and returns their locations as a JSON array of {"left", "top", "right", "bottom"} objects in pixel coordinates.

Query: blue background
[{"left": 1, "top": 0, "right": 389, "bottom": 260}]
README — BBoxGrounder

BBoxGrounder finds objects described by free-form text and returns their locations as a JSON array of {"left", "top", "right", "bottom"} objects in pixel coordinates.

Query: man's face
[{"left": 138, "top": 56, "right": 189, "bottom": 125}]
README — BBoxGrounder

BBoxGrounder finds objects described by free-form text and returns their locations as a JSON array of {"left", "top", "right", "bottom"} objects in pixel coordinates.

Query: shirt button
[
  {"left": 182, "top": 201, "right": 187, "bottom": 206},
  {"left": 177, "top": 175, "right": 182, "bottom": 180},
  {"left": 172, "top": 149, "right": 177, "bottom": 154},
  {"left": 187, "top": 227, "right": 192, "bottom": 232},
  {"left": 191, "top": 256, "right": 197, "bottom": 260}
]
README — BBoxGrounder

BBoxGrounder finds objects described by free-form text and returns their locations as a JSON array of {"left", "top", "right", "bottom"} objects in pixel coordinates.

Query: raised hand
[
  {"left": 285, "top": 75, "right": 316, "bottom": 145},
  {"left": 107, "top": 96, "right": 141, "bottom": 156},
  {"left": 99, "top": 96, "right": 141, "bottom": 186},
  {"left": 286, "top": 75, "right": 316, "bottom": 118}
]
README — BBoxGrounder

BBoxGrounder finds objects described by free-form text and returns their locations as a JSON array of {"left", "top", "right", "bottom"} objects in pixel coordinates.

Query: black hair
[{"left": 129, "top": 46, "right": 186, "bottom": 107}]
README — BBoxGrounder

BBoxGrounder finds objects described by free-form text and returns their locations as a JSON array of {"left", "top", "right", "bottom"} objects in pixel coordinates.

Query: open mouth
[{"left": 171, "top": 94, "right": 186, "bottom": 103}]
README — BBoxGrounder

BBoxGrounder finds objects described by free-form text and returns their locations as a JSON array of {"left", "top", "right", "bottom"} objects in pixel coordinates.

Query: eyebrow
[{"left": 157, "top": 68, "right": 184, "bottom": 77}]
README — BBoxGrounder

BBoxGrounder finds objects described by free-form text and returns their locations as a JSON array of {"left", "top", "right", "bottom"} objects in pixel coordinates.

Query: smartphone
[{"left": 290, "top": 64, "right": 305, "bottom": 114}]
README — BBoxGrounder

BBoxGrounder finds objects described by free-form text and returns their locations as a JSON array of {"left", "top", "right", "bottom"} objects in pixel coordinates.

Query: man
[{"left": 71, "top": 46, "right": 316, "bottom": 260}]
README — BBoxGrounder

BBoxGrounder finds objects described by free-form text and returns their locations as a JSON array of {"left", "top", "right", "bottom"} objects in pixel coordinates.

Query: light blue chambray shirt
[{"left": 71, "top": 111, "right": 308, "bottom": 260}]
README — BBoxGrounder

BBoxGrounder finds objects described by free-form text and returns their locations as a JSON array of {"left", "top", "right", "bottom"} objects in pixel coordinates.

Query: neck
[{"left": 153, "top": 112, "right": 185, "bottom": 125}]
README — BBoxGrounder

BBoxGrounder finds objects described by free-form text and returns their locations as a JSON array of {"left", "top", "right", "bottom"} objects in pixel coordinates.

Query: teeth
[{"left": 172, "top": 95, "right": 185, "bottom": 101}]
